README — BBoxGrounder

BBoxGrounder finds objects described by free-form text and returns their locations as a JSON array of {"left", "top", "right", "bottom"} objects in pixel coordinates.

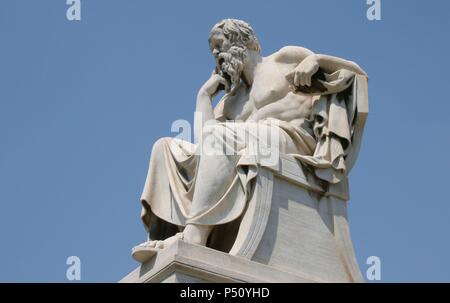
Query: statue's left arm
[
  {"left": 280, "top": 46, "right": 367, "bottom": 87},
  {"left": 315, "top": 54, "right": 367, "bottom": 77}
]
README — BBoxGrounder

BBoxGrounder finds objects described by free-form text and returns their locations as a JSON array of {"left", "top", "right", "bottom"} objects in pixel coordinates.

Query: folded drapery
[
  {"left": 293, "top": 69, "right": 357, "bottom": 183},
  {"left": 140, "top": 69, "right": 361, "bottom": 238}
]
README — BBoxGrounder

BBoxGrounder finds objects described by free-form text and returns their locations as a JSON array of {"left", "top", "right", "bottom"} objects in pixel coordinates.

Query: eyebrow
[{"left": 208, "top": 36, "right": 223, "bottom": 45}]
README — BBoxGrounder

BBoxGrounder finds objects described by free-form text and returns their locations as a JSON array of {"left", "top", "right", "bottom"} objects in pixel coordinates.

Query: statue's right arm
[
  {"left": 194, "top": 73, "right": 229, "bottom": 144},
  {"left": 194, "top": 90, "right": 216, "bottom": 144}
]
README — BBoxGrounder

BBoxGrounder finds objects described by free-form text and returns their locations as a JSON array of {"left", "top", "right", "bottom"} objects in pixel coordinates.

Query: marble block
[{"left": 122, "top": 155, "right": 363, "bottom": 283}]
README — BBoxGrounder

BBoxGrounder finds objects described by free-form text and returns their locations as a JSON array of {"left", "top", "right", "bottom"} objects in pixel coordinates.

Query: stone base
[
  {"left": 121, "top": 155, "right": 365, "bottom": 283},
  {"left": 120, "top": 239, "right": 315, "bottom": 283}
]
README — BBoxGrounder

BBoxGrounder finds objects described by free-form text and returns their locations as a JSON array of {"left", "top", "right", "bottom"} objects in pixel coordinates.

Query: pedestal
[{"left": 120, "top": 239, "right": 315, "bottom": 283}]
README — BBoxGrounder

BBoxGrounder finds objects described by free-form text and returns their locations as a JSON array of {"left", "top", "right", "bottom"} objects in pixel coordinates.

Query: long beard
[{"left": 218, "top": 46, "right": 246, "bottom": 92}]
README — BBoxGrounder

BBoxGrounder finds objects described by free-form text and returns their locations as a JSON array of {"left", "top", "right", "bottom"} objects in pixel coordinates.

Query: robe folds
[{"left": 140, "top": 69, "right": 360, "bottom": 235}]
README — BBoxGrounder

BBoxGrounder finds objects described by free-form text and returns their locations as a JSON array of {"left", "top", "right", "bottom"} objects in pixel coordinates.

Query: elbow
[
  {"left": 316, "top": 54, "right": 368, "bottom": 78},
  {"left": 352, "top": 62, "right": 368, "bottom": 78}
]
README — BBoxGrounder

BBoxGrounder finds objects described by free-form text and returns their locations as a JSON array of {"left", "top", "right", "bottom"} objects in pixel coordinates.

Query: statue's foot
[
  {"left": 131, "top": 225, "right": 212, "bottom": 263},
  {"left": 131, "top": 233, "right": 183, "bottom": 263}
]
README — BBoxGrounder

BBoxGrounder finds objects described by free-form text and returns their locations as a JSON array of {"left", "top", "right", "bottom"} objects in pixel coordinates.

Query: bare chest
[
  {"left": 222, "top": 58, "right": 312, "bottom": 121},
  {"left": 249, "top": 60, "right": 293, "bottom": 109}
]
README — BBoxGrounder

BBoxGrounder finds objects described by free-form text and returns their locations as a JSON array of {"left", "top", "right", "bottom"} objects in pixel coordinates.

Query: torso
[{"left": 222, "top": 52, "right": 314, "bottom": 126}]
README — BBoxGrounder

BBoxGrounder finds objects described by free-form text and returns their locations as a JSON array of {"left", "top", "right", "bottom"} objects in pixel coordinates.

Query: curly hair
[{"left": 209, "top": 19, "right": 261, "bottom": 53}]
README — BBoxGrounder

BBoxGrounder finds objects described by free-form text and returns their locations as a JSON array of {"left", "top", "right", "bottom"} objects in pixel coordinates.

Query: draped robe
[{"left": 140, "top": 69, "right": 361, "bottom": 241}]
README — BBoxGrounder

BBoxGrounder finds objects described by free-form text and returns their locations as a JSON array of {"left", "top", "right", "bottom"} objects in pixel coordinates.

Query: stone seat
[
  {"left": 121, "top": 154, "right": 363, "bottom": 283},
  {"left": 227, "top": 153, "right": 364, "bottom": 282}
]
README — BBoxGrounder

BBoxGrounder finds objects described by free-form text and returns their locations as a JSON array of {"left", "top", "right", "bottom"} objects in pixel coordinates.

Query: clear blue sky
[{"left": 1, "top": 0, "right": 449, "bottom": 282}]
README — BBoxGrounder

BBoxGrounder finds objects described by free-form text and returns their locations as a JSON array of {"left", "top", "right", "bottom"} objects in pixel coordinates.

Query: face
[
  {"left": 208, "top": 28, "right": 248, "bottom": 90},
  {"left": 208, "top": 30, "right": 232, "bottom": 70}
]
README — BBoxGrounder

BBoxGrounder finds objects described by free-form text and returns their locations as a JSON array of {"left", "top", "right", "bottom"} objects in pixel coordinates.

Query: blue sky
[{"left": 0, "top": 0, "right": 449, "bottom": 282}]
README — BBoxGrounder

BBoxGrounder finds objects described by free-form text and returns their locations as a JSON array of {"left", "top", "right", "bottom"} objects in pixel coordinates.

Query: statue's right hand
[{"left": 199, "top": 70, "right": 230, "bottom": 97}]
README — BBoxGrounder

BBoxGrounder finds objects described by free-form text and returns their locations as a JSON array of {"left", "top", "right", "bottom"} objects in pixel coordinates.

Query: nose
[{"left": 212, "top": 49, "right": 220, "bottom": 56}]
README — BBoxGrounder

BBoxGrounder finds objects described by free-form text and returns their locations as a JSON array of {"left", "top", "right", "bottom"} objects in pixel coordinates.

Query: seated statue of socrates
[{"left": 132, "top": 18, "right": 368, "bottom": 262}]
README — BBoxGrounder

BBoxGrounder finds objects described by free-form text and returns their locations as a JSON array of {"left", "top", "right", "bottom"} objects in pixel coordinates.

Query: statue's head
[{"left": 208, "top": 19, "right": 261, "bottom": 89}]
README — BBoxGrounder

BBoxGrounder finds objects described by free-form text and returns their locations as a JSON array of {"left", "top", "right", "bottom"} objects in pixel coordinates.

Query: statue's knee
[{"left": 151, "top": 137, "right": 171, "bottom": 154}]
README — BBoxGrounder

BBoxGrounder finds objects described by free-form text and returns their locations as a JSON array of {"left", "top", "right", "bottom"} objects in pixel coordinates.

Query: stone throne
[{"left": 121, "top": 74, "right": 368, "bottom": 283}]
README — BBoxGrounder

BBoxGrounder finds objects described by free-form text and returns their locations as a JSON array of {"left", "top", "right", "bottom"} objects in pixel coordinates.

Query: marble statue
[{"left": 130, "top": 19, "right": 369, "bottom": 273}]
